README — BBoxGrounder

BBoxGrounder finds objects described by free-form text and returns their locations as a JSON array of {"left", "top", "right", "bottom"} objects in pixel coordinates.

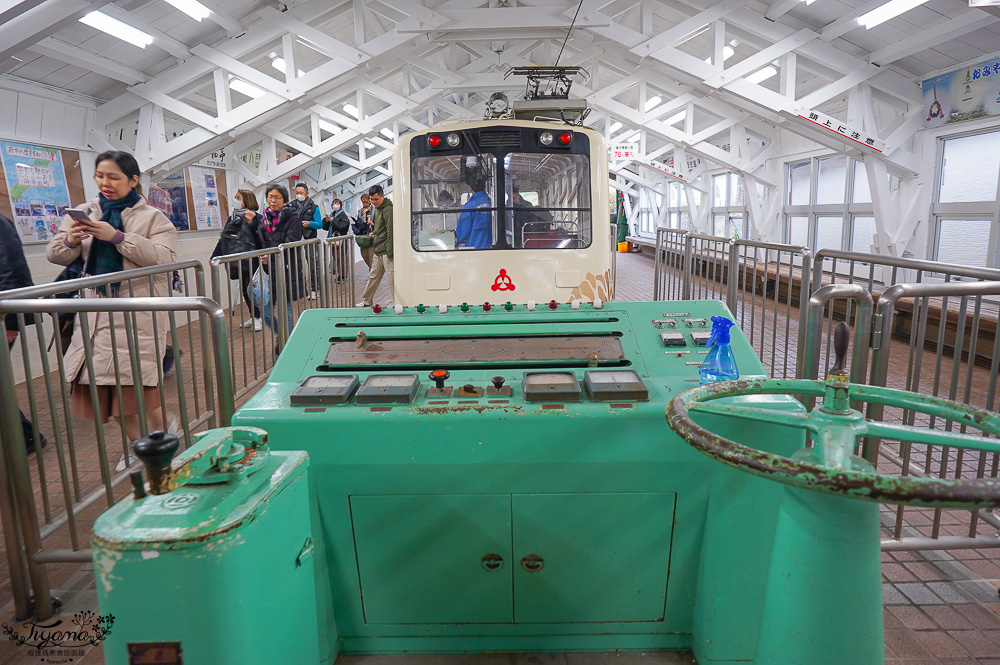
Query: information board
[{"left": 1, "top": 140, "right": 72, "bottom": 242}]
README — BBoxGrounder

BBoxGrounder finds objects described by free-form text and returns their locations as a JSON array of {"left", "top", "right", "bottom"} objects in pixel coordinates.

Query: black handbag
[
  {"left": 213, "top": 213, "right": 257, "bottom": 279},
  {"left": 50, "top": 256, "right": 84, "bottom": 353}
]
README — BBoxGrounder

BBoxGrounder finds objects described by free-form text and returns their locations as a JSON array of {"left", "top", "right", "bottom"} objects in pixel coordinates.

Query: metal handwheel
[
  {"left": 667, "top": 376, "right": 1000, "bottom": 508},
  {"left": 665, "top": 330, "right": 1000, "bottom": 665}
]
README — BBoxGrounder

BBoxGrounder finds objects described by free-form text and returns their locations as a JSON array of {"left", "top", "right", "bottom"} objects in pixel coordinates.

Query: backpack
[{"left": 213, "top": 213, "right": 258, "bottom": 279}]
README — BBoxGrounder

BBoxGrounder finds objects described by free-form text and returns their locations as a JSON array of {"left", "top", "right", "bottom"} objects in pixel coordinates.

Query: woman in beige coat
[{"left": 46, "top": 151, "right": 178, "bottom": 468}]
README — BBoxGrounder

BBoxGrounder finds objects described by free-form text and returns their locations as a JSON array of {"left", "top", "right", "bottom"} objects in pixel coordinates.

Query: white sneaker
[
  {"left": 253, "top": 318, "right": 263, "bottom": 332},
  {"left": 115, "top": 442, "right": 135, "bottom": 472},
  {"left": 356, "top": 300, "right": 372, "bottom": 307},
  {"left": 241, "top": 318, "right": 254, "bottom": 328}
]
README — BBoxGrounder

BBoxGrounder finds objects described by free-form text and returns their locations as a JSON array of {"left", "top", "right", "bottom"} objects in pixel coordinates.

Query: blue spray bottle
[{"left": 699, "top": 316, "right": 739, "bottom": 384}]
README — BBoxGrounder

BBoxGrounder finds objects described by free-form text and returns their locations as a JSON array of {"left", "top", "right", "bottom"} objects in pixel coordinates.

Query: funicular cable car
[{"left": 394, "top": 67, "right": 613, "bottom": 306}]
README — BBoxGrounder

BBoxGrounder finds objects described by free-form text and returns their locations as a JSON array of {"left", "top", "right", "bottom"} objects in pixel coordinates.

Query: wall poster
[
  {"left": 922, "top": 57, "right": 1000, "bottom": 128},
  {"left": 187, "top": 165, "right": 221, "bottom": 230},
  {"left": 0, "top": 140, "right": 72, "bottom": 243},
  {"left": 150, "top": 170, "right": 189, "bottom": 230}
]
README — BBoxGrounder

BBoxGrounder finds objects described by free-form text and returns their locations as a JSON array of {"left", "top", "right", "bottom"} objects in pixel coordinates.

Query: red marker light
[
  {"left": 559, "top": 132, "right": 572, "bottom": 144},
  {"left": 548, "top": 300, "right": 558, "bottom": 310},
  {"left": 372, "top": 303, "right": 383, "bottom": 313},
  {"left": 428, "top": 135, "right": 441, "bottom": 147},
  {"left": 483, "top": 302, "right": 492, "bottom": 311}
]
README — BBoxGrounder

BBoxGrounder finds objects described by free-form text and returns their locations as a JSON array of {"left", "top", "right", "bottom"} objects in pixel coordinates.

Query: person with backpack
[
  {"left": 323, "top": 198, "right": 352, "bottom": 283},
  {"left": 212, "top": 189, "right": 265, "bottom": 331}
]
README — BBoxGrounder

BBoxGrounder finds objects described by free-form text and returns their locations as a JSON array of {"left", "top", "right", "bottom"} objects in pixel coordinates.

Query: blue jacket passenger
[{"left": 455, "top": 189, "right": 492, "bottom": 250}]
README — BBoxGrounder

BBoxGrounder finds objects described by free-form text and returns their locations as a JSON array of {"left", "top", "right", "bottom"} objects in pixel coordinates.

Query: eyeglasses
[{"left": 266, "top": 194, "right": 283, "bottom": 201}]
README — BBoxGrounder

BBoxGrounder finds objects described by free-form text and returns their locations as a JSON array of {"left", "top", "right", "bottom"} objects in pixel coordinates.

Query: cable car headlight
[
  {"left": 539, "top": 131, "right": 554, "bottom": 146},
  {"left": 446, "top": 133, "right": 461, "bottom": 148}
]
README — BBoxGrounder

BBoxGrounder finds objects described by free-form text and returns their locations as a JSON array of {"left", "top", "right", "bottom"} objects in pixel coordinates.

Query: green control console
[{"left": 230, "top": 300, "right": 806, "bottom": 662}]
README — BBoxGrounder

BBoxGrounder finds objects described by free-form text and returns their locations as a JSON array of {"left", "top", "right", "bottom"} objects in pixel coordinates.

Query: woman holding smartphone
[{"left": 47, "top": 150, "right": 178, "bottom": 471}]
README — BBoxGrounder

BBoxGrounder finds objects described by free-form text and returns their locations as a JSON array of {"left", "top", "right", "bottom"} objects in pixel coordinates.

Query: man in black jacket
[
  {"left": 290, "top": 183, "right": 322, "bottom": 299},
  {"left": 0, "top": 214, "right": 47, "bottom": 453}
]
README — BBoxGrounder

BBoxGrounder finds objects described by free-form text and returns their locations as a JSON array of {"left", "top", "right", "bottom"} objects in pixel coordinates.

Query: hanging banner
[
  {"left": 610, "top": 143, "right": 639, "bottom": 161},
  {"left": 194, "top": 146, "right": 230, "bottom": 169},
  {"left": 1, "top": 140, "right": 72, "bottom": 243},
  {"left": 796, "top": 109, "right": 885, "bottom": 152},
  {"left": 188, "top": 165, "right": 222, "bottom": 230},
  {"left": 922, "top": 57, "right": 1000, "bottom": 128}
]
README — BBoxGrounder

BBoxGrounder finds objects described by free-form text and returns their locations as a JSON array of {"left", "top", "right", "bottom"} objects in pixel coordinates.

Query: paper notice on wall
[
  {"left": 188, "top": 165, "right": 221, "bottom": 230},
  {"left": 1, "top": 140, "right": 72, "bottom": 243}
]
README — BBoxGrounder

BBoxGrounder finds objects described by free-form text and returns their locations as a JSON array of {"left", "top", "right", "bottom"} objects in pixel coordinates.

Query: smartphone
[{"left": 66, "top": 209, "right": 92, "bottom": 224}]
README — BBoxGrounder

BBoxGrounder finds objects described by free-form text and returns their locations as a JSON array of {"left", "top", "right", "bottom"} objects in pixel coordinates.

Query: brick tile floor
[{"left": 3, "top": 251, "right": 1000, "bottom": 664}]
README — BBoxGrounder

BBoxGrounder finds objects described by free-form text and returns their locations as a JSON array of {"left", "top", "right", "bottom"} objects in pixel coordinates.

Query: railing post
[
  {"left": 726, "top": 243, "right": 739, "bottom": 308},
  {"left": 683, "top": 235, "right": 693, "bottom": 300},
  {"left": 274, "top": 248, "right": 290, "bottom": 346},
  {"left": 0, "top": 331, "right": 54, "bottom": 620}
]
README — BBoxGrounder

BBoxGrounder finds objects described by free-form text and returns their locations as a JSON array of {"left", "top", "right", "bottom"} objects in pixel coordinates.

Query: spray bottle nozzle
[{"left": 706, "top": 316, "right": 736, "bottom": 347}]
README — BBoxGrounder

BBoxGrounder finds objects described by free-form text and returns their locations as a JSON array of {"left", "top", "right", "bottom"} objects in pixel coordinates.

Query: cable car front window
[
  {"left": 411, "top": 153, "right": 497, "bottom": 251},
  {"left": 506, "top": 152, "right": 592, "bottom": 249}
]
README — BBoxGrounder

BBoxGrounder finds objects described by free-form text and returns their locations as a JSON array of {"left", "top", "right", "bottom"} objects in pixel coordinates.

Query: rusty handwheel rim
[{"left": 666, "top": 378, "right": 1000, "bottom": 509}]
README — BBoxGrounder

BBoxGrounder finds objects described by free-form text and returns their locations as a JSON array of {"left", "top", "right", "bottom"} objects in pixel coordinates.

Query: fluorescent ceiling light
[
  {"left": 644, "top": 95, "right": 662, "bottom": 111},
  {"left": 229, "top": 78, "right": 264, "bottom": 98},
  {"left": 380, "top": 128, "right": 395, "bottom": 139},
  {"left": 362, "top": 140, "right": 376, "bottom": 150},
  {"left": 163, "top": 0, "right": 212, "bottom": 21},
  {"left": 271, "top": 57, "right": 305, "bottom": 77},
  {"left": 858, "top": 0, "right": 930, "bottom": 29},
  {"left": 343, "top": 103, "right": 359, "bottom": 118},
  {"left": 319, "top": 119, "right": 341, "bottom": 134},
  {"left": 79, "top": 12, "right": 153, "bottom": 48},
  {"left": 609, "top": 121, "right": 622, "bottom": 133},
  {"left": 746, "top": 66, "right": 778, "bottom": 84},
  {"left": 666, "top": 110, "right": 686, "bottom": 125},
  {"left": 704, "top": 45, "right": 734, "bottom": 65},
  {"left": 626, "top": 132, "right": 640, "bottom": 143}
]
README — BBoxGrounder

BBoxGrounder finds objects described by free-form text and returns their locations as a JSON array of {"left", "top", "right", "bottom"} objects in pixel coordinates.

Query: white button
[
  {"left": 526, "top": 300, "right": 536, "bottom": 311},
  {"left": 592, "top": 297, "right": 604, "bottom": 309},
  {"left": 394, "top": 304, "right": 404, "bottom": 314},
  {"left": 438, "top": 303, "right": 448, "bottom": 313},
  {"left": 570, "top": 299, "right": 581, "bottom": 310}
]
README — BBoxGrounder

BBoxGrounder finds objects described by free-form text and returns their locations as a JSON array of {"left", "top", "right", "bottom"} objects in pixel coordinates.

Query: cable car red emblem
[{"left": 491, "top": 269, "right": 516, "bottom": 292}]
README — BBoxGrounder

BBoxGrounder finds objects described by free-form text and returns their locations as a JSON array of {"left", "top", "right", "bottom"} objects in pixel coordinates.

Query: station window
[
  {"left": 710, "top": 171, "right": 747, "bottom": 239},
  {"left": 931, "top": 129, "right": 1000, "bottom": 268},
  {"left": 783, "top": 156, "right": 878, "bottom": 252}
]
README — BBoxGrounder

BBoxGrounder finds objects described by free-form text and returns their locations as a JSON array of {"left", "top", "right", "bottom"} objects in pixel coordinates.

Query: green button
[
  {"left": 460, "top": 302, "right": 470, "bottom": 313},
  {"left": 504, "top": 302, "right": 514, "bottom": 311},
  {"left": 416, "top": 304, "right": 426, "bottom": 313}
]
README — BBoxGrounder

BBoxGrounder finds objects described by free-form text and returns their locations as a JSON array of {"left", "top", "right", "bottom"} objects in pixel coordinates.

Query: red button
[
  {"left": 483, "top": 302, "right": 492, "bottom": 311},
  {"left": 431, "top": 370, "right": 448, "bottom": 378},
  {"left": 372, "top": 304, "right": 383, "bottom": 313},
  {"left": 548, "top": 300, "right": 558, "bottom": 310}
]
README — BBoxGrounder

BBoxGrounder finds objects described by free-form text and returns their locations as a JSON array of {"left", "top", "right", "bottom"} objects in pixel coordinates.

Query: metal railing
[
  {"left": 683, "top": 234, "right": 731, "bottom": 301},
  {"left": 797, "top": 283, "right": 873, "bottom": 384},
  {"left": 866, "top": 281, "right": 1000, "bottom": 550},
  {"left": 727, "top": 241, "right": 811, "bottom": 380},
  {"left": 321, "top": 235, "right": 357, "bottom": 309},
  {"left": 652, "top": 228, "right": 687, "bottom": 301},
  {"left": 0, "top": 295, "right": 232, "bottom": 620},
  {"left": 209, "top": 247, "right": 282, "bottom": 400}
]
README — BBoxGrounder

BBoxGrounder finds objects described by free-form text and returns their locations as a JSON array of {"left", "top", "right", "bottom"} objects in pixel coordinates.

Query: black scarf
[{"left": 85, "top": 189, "right": 140, "bottom": 295}]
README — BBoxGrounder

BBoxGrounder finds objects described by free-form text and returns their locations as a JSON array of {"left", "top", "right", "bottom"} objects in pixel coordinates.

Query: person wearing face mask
[
  {"left": 351, "top": 193, "right": 375, "bottom": 269},
  {"left": 322, "top": 198, "right": 352, "bottom": 284},
  {"left": 290, "top": 183, "right": 322, "bottom": 299}
]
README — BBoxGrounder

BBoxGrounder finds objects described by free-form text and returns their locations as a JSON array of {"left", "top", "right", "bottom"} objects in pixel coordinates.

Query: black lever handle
[
  {"left": 135, "top": 430, "right": 180, "bottom": 495},
  {"left": 831, "top": 321, "right": 850, "bottom": 374}
]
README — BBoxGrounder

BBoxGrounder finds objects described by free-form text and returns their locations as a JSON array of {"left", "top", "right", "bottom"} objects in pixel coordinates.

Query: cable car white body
[{"left": 391, "top": 120, "right": 613, "bottom": 307}]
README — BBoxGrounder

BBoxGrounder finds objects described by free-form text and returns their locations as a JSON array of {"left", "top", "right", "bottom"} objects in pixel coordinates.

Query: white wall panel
[
  {"left": 0, "top": 89, "right": 17, "bottom": 136},
  {"left": 14, "top": 92, "right": 43, "bottom": 142}
]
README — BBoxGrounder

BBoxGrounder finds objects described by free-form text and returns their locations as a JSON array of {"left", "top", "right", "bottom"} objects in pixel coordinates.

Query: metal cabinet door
[
  {"left": 350, "top": 494, "right": 513, "bottom": 624},
  {"left": 512, "top": 493, "right": 675, "bottom": 623}
]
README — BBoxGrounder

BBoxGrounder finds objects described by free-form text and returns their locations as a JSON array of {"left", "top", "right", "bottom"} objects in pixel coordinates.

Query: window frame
[
  {"left": 929, "top": 127, "right": 1000, "bottom": 268},
  {"left": 783, "top": 156, "right": 875, "bottom": 253}
]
